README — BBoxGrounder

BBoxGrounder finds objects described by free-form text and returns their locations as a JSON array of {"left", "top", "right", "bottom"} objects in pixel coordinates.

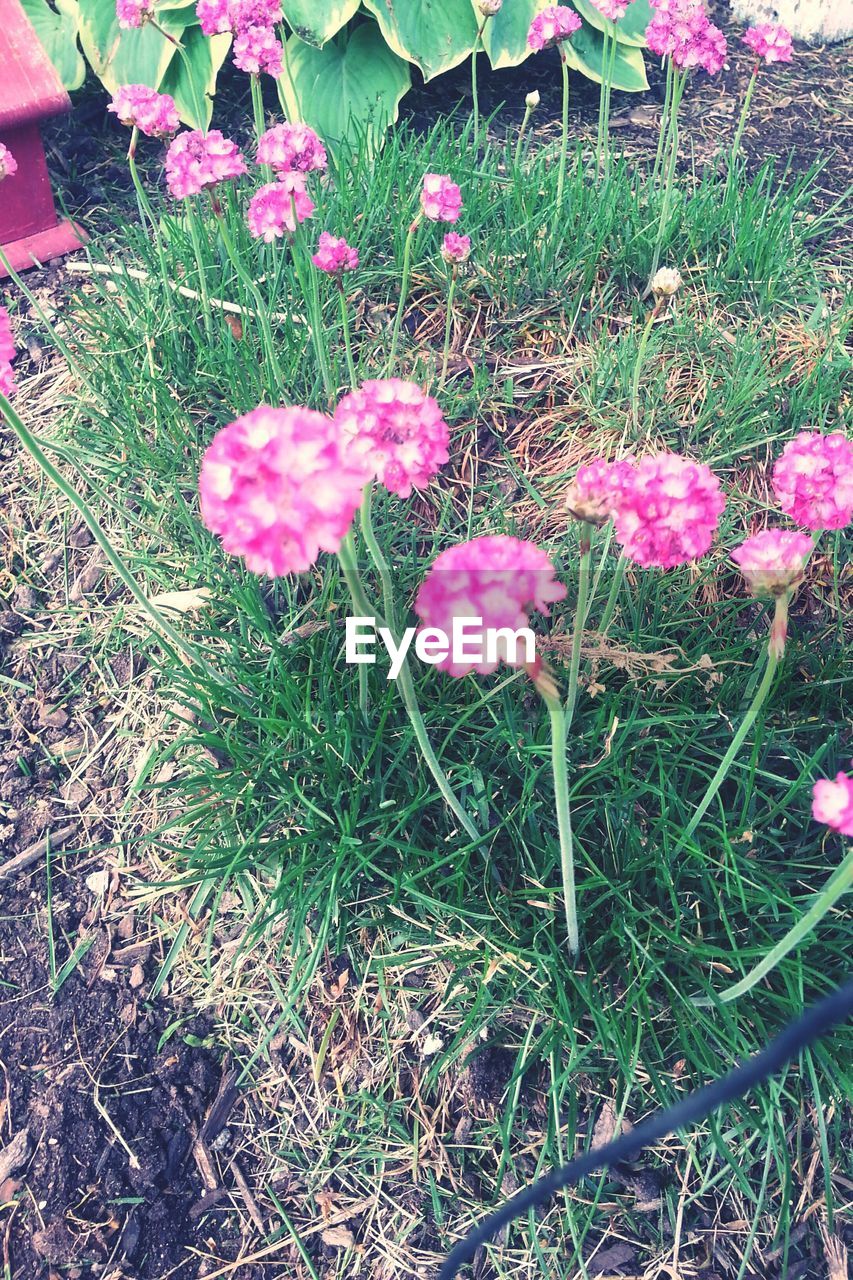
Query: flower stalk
[
  {"left": 538, "top": 676, "right": 580, "bottom": 957},
  {"left": 440, "top": 264, "right": 458, "bottom": 390},
  {"left": 387, "top": 214, "right": 421, "bottom": 372}
]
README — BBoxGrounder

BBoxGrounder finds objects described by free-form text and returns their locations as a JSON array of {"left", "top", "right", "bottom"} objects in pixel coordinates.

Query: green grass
[{"left": 7, "top": 108, "right": 852, "bottom": 1276}]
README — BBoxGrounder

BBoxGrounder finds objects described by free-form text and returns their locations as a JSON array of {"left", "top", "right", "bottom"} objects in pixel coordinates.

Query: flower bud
[
  {"left": 478, "top": 0, "right": 503, "bottom": 13},
  {"left": 650, "top": 267, "right": 682, "bottom": 298},
  {"left": 525, "top": 90, "right": 541, "bottom": 109}
]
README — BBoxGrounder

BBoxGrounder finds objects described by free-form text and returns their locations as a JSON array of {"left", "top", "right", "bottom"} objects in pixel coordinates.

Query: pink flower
[
  {"left": 0, "top": 306, "right": 15, "bottom": 400},
  {"left": 0, "top": 143, "right": 17, "bottom": 181},
  {"left": 564, "top": 456, "right": 636, "bottom": 525},
  {"left": 196, "top": 0, "right": 230, "bottom": 31},
  {"left": 196, "top": 0, "right": 281, "bottom": 33},
  {"left": 441, "top": 232, "right": 471, "bottom": 264},
  {"left": 812, "top": 771, "right": 853, "bottom": 838},
  {"left": 116, "top": 0, "right": 153, "bottom": 27},
  {"left": 587, "top": 0, "right": 629, "bottom": 20},
  {"left": 199, "top": 406, "right": 368, "bottom": 577},
  {"left": 165, "top": 130, "right": 247, "bottom": 198},
  {"left": 232, "top": 24, "right": 283, "bottom": 76},
  {"left": 334, "top": 379, "right": 450, "bottom": 499},
  {"left": 647, "top": 0, "right": 727, "bottom": 74},
  {"left": 771, "top": 432, "right": 853, "bottom": 531},
  {"left": 414, "top": 535, "right": 566, "bottom": 677},
  {"left": 612, "top": 453, "right": 725, "bottom": 568},
  {"left": 257, "top": 122, "right": 327, "bottom": 175},
  {"left": 312, "top": 232, "right": 359, "bottom": 275},
  {"left": 108, "top": 85, "right": 180, "bottom": 138},
  {"left": 731, "top": 529, "right": 812, "bottom": 597},
  {"left": 743, "top": 23, "right": 793, "bottom": 63},
  {"left": 247, "top": 176, "right": 314, "bottom": 240},
  {"left": 421, "top": 174, "right": 462, "bottom": 223},
  {"left": 527, "top": 5, "right": 581, "bottom": 51}
]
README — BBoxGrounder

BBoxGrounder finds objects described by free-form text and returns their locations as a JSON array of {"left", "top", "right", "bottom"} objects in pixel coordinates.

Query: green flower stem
[
  {"left": 651, "top": 57, "right": 674, "bottom": 187},
  {"left": 336, "top": 532, "right": 372, "bottom": 720},
  {"left": 556, "top": 48, "right": 571, "bottom": 218},
  {"left": 214, "top": 205, "right": 284, "bottom": 392},
  {"left": 680, "top": 594, "right": 787, "bottom": 847},
  {"left": 0, "top": 390, "right": 214, "bottom": 677},
  {"left": 647, "top": 68, "right": 686, "bottom": 288},
  {"left": 729, "top": 64, "right": 759, "bottom": 176},
  {"left": 630, "top": 300, "right": 661, "bottom": 430},
  {"left": 692, "top": 843, "right": 853, "bottom": 1007},
  {"left": 288, "top": 204, "right": 333, "bottom": 401},
  {"left": 127, "top": 133, "right": 176, "bottom": 328},
  {"left": 513, "top": 101, "right": 536, "bottom": 169},
  {"left": 440, "top": 266, "right": 458, "bottom": 390},
  {"left": 250, "top": 73, "right": 266, "bottom": 144},
  {"left": 602, "top": 30, "right": 618, "bottom": 181},
  {"left": 338, "top": 284, "right": 357, "bottom": 389},
  {"left": 187, "top": 199, "right": 214, "bottom": 339},
  {"left": 564, "top": 525, "right": 592, "bottom": 733},
  {"left": 359, "top": 485, "right": 483, "bottom": 845},
  {"left": 471, "top": 18, "right": 488, "bottom": 148},
  {"left": 541, "top": 688, "right": 580, "bottom": 957},
  {"left": 595, "top": 29, "right": 609, "bottom": 176},
  {"left": 387, "top": 215, "right": 420, "bottom": 373},
  {"left": 598, "top": 551, "right": 626, "bottom": 635}
]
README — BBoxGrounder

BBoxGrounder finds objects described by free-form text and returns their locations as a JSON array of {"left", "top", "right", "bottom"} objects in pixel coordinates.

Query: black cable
[{"left": 438, "top": 977, "right": 853, "bottom": 1280}]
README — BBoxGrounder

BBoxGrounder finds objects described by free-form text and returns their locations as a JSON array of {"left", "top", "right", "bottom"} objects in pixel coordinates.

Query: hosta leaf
[
  {"left": 76, "top": 0, "right": 190, "bottom": 92},
  {"left": 158, "top": 25, "right": 231, "bottom": 127},
  {"left": 362, "top": 0, "right": 478, "bottom": 80},
  {"left": 571, "top": 0, "right": 652, "bottom": 47},
  {"left": 562, "top": 21, "right": 648, "bottom": 89},
  {"left": 282, "top": 0, "right": 361, "bottom": 47},
  {"left": 480, "top": 0, "right": 548, "bottom": 69},
  {"left": 18, "top": 0, "right": 86, "bottom": 90},
  {"left": 277, "top": 21, "right": 411, "bottom": 156}
]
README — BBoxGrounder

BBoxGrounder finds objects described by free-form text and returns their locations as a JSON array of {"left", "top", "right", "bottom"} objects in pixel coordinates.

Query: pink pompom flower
[
  {"left": 257, "top": 122, "right": 327, "bottom": 175},
  {"left": 247, "top": 175, "right": 314, "bottom": 241},
  {"left": 564, "top": 456, "right": 636, "bottom": 526},
  {"left": 527, "top": 5, "right": 582, "bottom": 51},
  {"left": 647, "top": 1, "right": 727, "bottom": 74},
  {"left": 812, "top": 771, "right": 853, "bottom": 838},
  {"left": 199, "top": 406, "right": 368, "bottom": 577},
  {"left": 108, "top": 85, "right": 180, "bottom": 138},
  {"left": 587, "top": 0, "right": 629, "bottom": 21},
  {"left": 731, "top": 528, "right": 812, "bottom": 597},
  {"left": 612, "top": 453, "right": 725, "bottom": 568},
  {"left": 334, "top": 379, "right": 450, "bottom": 499},
  {"left": 196, "top": 0, "right": 281, "bottom": 32},
  {"left": 441, "top": 232, "right": 471, "bottom": 265},
  {"left": 0, "top": 143, "right": 17, "bottom": 181},
  {"left": 421, "top": 174, "right": 462, "bottom": 223},
  {"left": 743, "top": 23, "right": 793, "bottom": 63},
  {"left": 165, "top": 130, "right": 247, "bottom": 199},
  {"left": 116, "top": 0, "right": 154, "bottom": 27},
  {"left": 232, "top": 24, "right": 283, "bottom": 76},
  {"left": 312, "top": 232, "right": 359, "bottom": 275},
  {"left": 414, "top": 535, "right": 567, "bottom": 678},
  {"left": 771, "top": 431, "right": 853, "bottom": 531}
]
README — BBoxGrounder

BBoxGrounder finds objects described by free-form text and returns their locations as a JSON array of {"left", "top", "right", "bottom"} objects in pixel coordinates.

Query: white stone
[{"left": 731, "top": 0, "right": 853, "bottom": 43}]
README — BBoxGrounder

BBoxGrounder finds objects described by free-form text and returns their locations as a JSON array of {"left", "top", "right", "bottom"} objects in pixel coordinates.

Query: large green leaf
[
  {"left": 362, "top": 0, "right": 478, "bottom": 80},
  {"left": 158, "top": 26, "right": 231, "bottom": 127},
  {"left": 18, "top": 0, "right": 86, "bottom": 90},
  {"left": 281, "top": 0, "right": 360, "bottom": 47},
  {"left": 562, "top": 21, "right": 648, "bottom": 89},
  {"left": 480, "top": 0, "right": 548, "bottom": 70},
  {"left": 76, "top": 0, "right": 190, "bottom": 93},
  {"left": 571, "top": 0, "right": 652, "bottom": 46},
  {"left": 278, "top": 22, "right": 411, "bottom": 156}
]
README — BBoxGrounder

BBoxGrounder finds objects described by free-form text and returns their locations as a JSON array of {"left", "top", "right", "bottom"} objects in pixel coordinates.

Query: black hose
[{"left": 438, "top": 976, "right": 853, "bottom": 1280}]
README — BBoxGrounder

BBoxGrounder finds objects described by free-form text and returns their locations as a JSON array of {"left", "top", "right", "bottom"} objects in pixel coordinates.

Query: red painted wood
[{"left": 0, "top": 0, "right": 87, "bottom": 274}]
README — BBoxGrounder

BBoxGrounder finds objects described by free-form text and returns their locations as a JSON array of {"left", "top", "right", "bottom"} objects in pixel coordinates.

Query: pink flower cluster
[
  {"left": 527, "top": 5, "right": 582, "bottom": 51},
  {"left": 0, "top": 307, "right": 17, "bottom": 399},
  {"left": 647, "top": 0, "right": 727, "bottom": 75},
  {"left": 247, "top": 175, "right": 314, "bottom": 241},
  {"left": 743, "top": 23, "right": 793, "bottom": 64},
  {"left": 312, "top": 232, "right": 359, "bottom": 275},
  {"left": 116, "top": 0, "right": 154, "bottom": 28},
  {"left": 588, "top": 0, "right": 629, "bottom": 21},
  {"left": 771, "top": 431, "right": 853, "bottom": 531},
  {"left": 441, "top": 232, "right": 471, "bottom": 264},
  {"left": 166, "top": 130, "right": 247, "bottom": 199},
  {"left": 414, "top": 535, "right": 566, "bottom": 677},
  {"left": 257, "top": 123, "right": 328, "bottom": 175},
  {"left": 199, "top": 406, "right": 368, "bottom": 577},
  {"left": 0, "top": 143, "right": 17, "bottom": 181},
  {"left": 421, "top": 174, "right": 462, "bottom": 223},
  {"left": 612, "top": 454, "right": 726, "bottom": 568},
  {"left": 812, "top": 771, "right": 853, "bottom": 837},
  {"left": 731, "top": 529, "right": 812, "bottom": 597},
  {"left": 196, "top": 0, "right": 283, "bottom": 77},
  {"left": 334, "top": 379, "right": 450, "bottom": 499},
  {"left": 565, "top": 456, "right": 635, "bottom": 525},
  {"left": 108, "top": 85, "right": 180, "bottom": 139}
]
